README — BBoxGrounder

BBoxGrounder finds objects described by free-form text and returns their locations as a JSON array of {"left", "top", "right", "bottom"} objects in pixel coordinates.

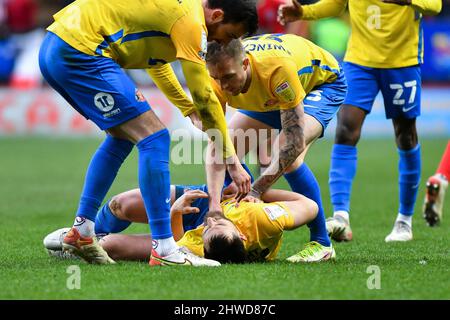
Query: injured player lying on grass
[{"left": 44, "top": 182, "right": 335, "bottom": 264}]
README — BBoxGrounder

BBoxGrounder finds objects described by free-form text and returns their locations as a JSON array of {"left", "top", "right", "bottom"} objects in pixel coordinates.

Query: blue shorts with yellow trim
[
  {"left": 238, "top": 70, "right": 347, "bottom": 137},
  {"left": 39, "top": 32, "right": 150, "bottom": 130},
  {"left": 343, "top": 61, "right": 421, "bottom": 119}
]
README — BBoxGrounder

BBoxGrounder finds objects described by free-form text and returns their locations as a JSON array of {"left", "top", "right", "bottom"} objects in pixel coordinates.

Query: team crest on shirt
[
  {"left": 135, "top": 88, "right": 146, "bottom": 102},
  {"left": 198, "top": 31, "right": 207, "bottom": 61},
  {"left": 275, "top": 81, "right": 296, "bottom": 102}
]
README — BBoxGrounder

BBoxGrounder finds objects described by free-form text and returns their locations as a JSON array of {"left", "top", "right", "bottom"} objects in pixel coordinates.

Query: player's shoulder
[{"left": 170, "top": 0, "right": 205, "bottom": 28}]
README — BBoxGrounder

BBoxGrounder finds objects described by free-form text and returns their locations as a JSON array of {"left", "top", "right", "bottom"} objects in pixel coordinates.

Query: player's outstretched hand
[
  {"left": 171, "top": 189, "right": 209, "bottom": 216},
  {"left": 278, "top": 0, "right": 303, "bottom": 26},
  {"left": 227, "top": 160, "right": 251, "bottom": 202},
  {"left": 381, "top": 0, "right": 411, "bottom": 5}
]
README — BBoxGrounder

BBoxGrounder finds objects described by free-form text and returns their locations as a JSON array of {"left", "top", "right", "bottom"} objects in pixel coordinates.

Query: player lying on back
[{"left": 44, "top": 181, "right": 326, "bottom": 264}]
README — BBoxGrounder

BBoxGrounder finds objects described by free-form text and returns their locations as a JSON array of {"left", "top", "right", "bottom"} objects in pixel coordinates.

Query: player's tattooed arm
[{"left": 249, "top": 106, "right": 305, "bottom": 197}]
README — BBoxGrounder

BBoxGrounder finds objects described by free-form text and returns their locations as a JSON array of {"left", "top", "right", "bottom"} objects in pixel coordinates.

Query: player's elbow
[
  {"left": 421, "top": 1, "right": 442, "bottom": 15},
  {"left": 431, "top": 3, "right": 442, "bottom": 16}
]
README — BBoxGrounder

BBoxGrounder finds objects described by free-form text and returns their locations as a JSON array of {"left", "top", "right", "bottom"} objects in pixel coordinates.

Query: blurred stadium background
[
  {"left": 0, "top": 0, "right": 449, "bottom": 300},
  {"left": 0, "top": 0, "right": 449, "bottom": 138}
]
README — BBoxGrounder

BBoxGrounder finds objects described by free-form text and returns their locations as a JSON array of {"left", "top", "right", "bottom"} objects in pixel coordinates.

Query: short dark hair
[
  {"left": 204, "top": 233, "right": 248, "bottom": 264},
  {"left": 207, "top": 0, "right": 258, "bottom": 36},
  {"left": 206, "top": 39, "right": 245, "bottom": 65}
]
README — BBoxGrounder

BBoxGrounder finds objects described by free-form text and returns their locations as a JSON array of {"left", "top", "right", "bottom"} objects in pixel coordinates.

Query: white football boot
[
  {"left": 385, "top": 221, "right": 413, "bottom": 242},
  {"left": 149, "top": 246, "right": 221, "bottom": 267}
]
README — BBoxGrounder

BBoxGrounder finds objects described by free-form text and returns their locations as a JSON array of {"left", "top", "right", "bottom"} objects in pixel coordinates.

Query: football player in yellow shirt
[
  {"left": 187, "top": 34, "right": 346, "bottom": 261},
  {"left": 43, "top": 180, "right": 324, "bottom": 264},
  {"left": 279, "top": 0, "right": 442, "bottom": 243},
  {"left": 38, "top": 0, "right": 257, "bottom": 266}
]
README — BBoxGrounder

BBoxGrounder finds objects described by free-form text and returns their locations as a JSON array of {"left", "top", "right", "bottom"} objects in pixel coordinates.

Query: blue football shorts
[
  {"left": 343, "top": 61, "right": 421, "bottom": 119},
  {"left": 39, "top": 32, "right": 151, "bottom": 130},
  {"left": 238, "top": 69, "right": 347, "bottom": 137}
]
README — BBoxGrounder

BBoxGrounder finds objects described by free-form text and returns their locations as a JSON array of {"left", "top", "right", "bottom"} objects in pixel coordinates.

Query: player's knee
[
  {"left": 335, "top": 122, "right": 361, "bottom": 146},
  {"left": 99, "top": 235, "right": 121, "bottom": 260},
  {"left": 109, "top": 196, "right": 125, "bottom": 220},
  {"left": 306, "top": 198, "right": 319, "bottom": 221},
  {"left": 396, "top": 132, "right": 418, "bottom": 150},
  {"left": 394, "top": 123, "right": 418, "bottom": 150}
]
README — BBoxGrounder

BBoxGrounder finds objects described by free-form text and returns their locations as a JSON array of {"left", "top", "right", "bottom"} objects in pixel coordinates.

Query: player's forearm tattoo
[{"left": 252, "top": 107, "right": 305, "bottom": 195}]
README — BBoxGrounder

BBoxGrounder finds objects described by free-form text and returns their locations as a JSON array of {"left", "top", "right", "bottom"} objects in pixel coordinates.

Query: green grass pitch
[{"left": 0, "top": 137, "right": 448, "bottom": 299}]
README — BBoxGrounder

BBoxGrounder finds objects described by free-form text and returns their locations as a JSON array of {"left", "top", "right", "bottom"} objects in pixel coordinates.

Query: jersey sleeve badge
[
  {"left": 275, "top": 81, "right": 296, "bottom": 102},
  {"left": 263, "top": 204, "right": 288, "bottom": 221}
]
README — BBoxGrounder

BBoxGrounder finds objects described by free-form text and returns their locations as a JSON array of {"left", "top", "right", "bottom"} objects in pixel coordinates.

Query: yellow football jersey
[
  {"left": 301, "top": 0, "right": 442, "bottom": 68},
  {"left": 211, "top": 33, "right": 341, "bottom": 112},
  {"left": 176, "top": 199, "right": 295, "bottom": 262},
  {"left": 47, "top": 0, "right": 208, "bottom": 69}
]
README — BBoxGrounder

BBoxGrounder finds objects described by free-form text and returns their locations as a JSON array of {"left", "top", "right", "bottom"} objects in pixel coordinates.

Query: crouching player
[
  {"left": 191, "top": 34, "right": 347, "bottom": 261},
  {"left": 44, "top": 182, "right": 327, "bottom": 264}
]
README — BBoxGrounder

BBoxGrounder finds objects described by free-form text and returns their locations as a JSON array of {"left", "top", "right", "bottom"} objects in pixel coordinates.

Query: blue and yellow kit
[
  {"left": 40, "top": 0, "right": 235, "bottom": 156},
  {"left": 211, "top": 33, "right": 343, "bottom": 112},
  {"left": 177, "top": 198, "right": 296, "bottom": 261},
  {"left": 300, "top": 0, "right": 442, "bottom": 68}
]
